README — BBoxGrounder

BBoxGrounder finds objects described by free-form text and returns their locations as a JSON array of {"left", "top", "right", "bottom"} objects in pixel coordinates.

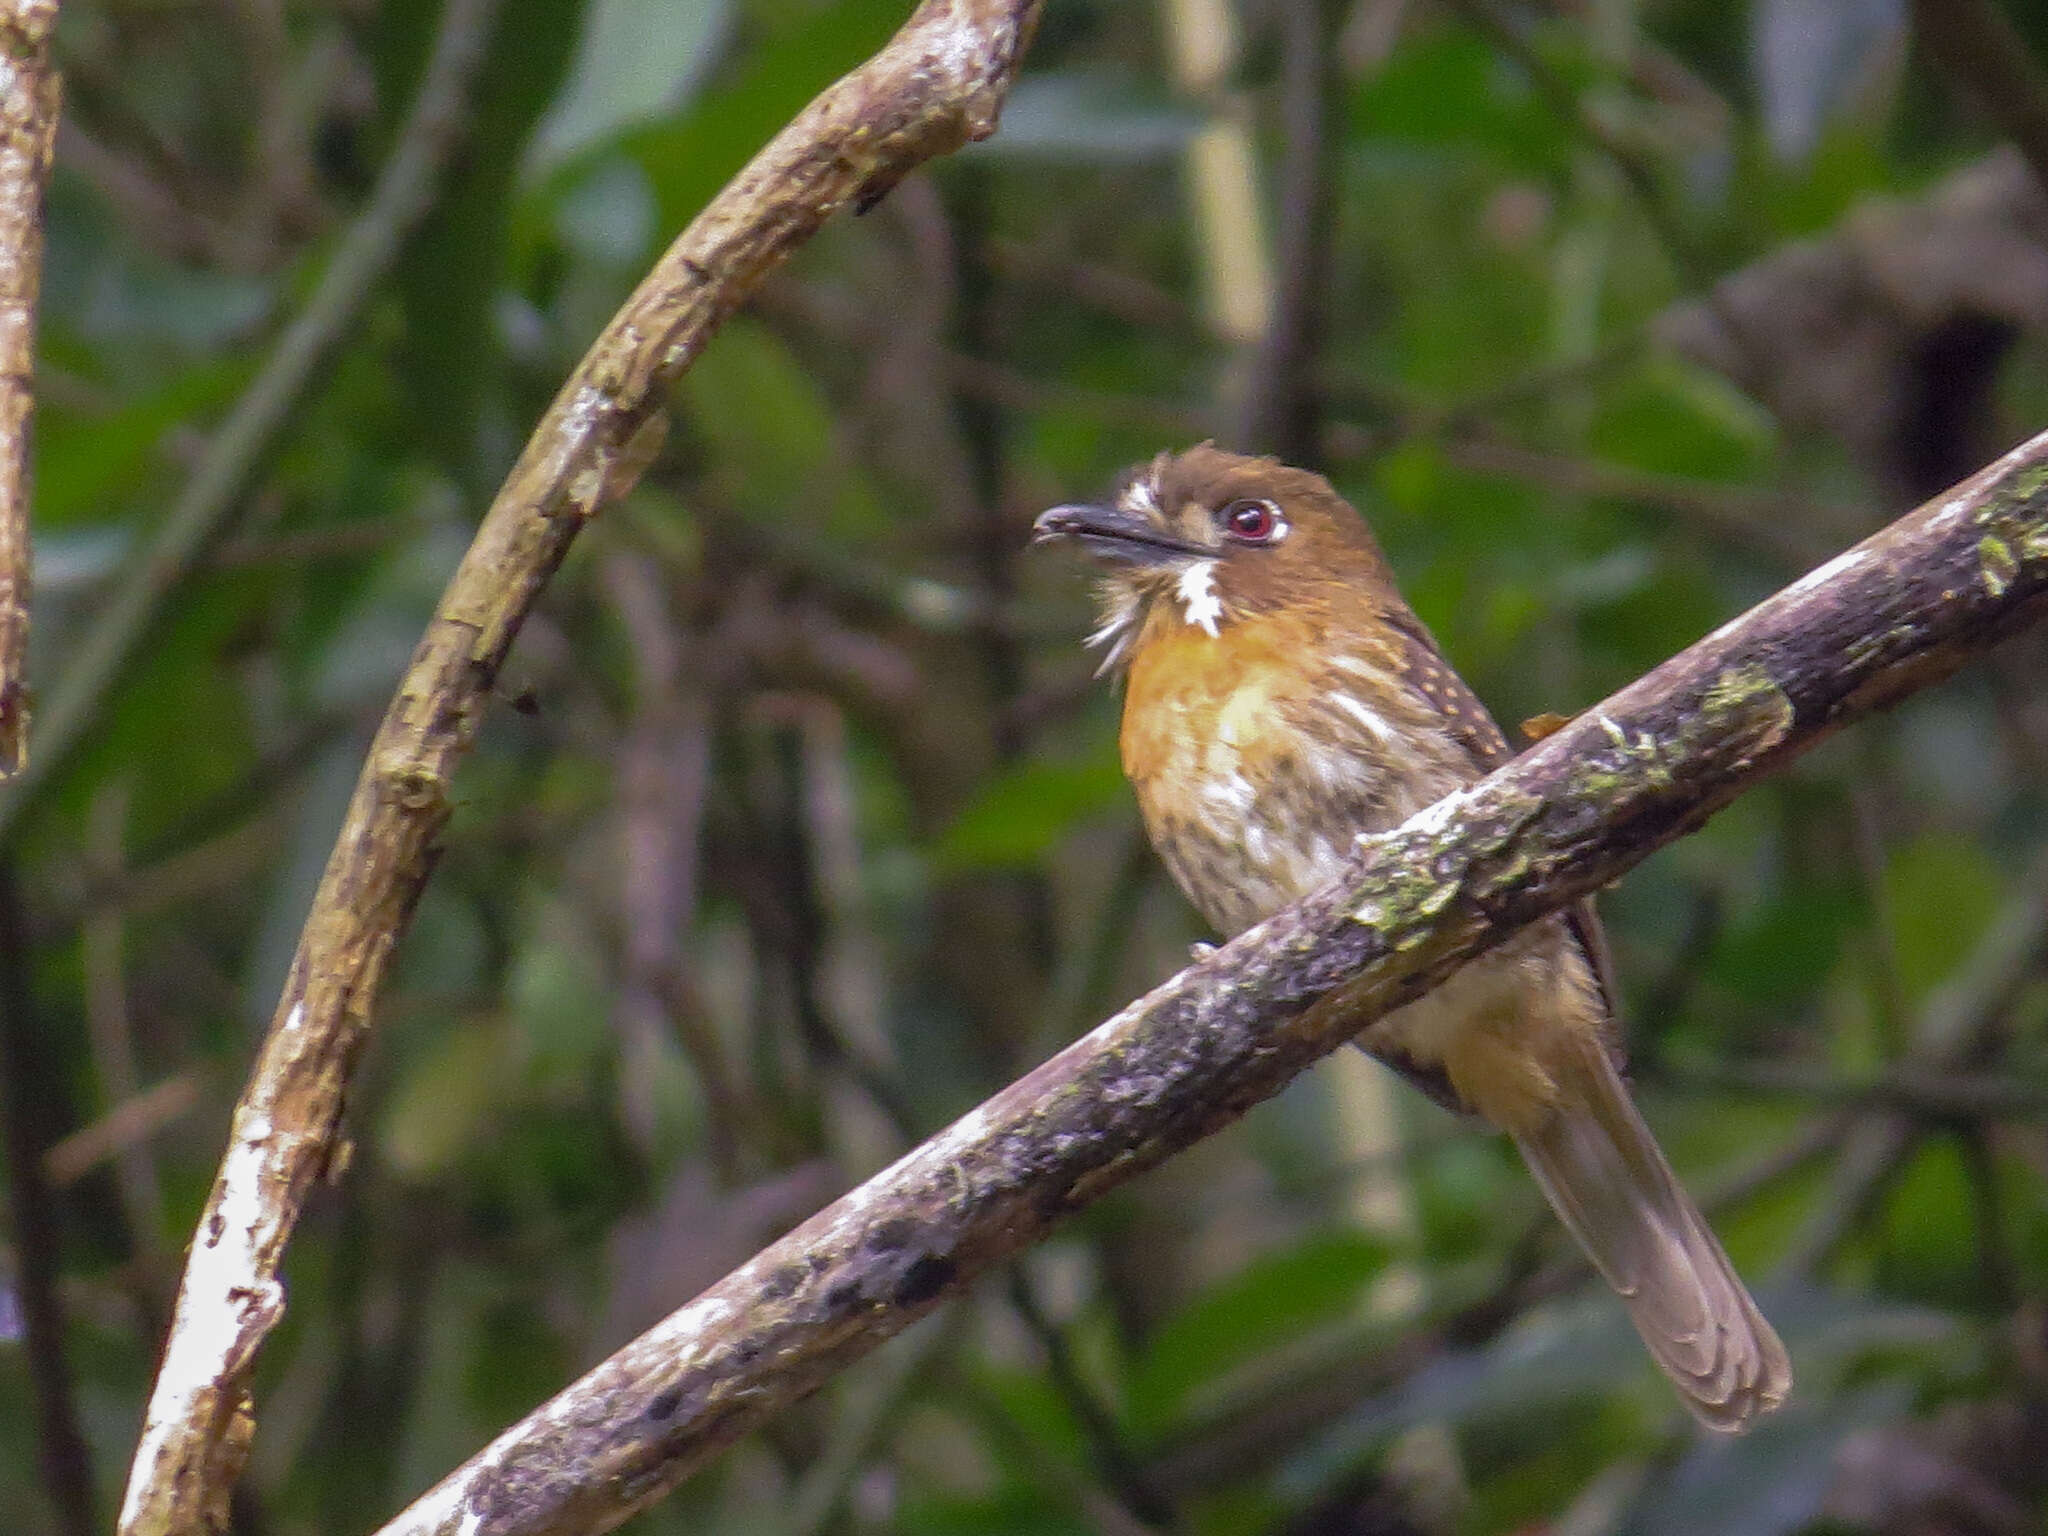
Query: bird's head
[{"left": 1031, "top": 443, "right": 1398, "bottom": 671}]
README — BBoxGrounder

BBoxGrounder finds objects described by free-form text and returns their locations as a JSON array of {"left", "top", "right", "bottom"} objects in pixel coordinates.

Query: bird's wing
[
  {"left": 1380, "top": 607, "right": 1515, "bottom": 771},
  {"left": 1381, "top": 607, "right": 1625, "bottom": 1023}
]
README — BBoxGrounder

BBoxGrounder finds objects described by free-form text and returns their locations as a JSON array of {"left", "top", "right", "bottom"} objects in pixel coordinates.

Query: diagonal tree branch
[
  {"left": 114, "top": 4, "right": 1045, "bottom": 1534},
  {"left": 374, "top": 433, "right": 2048, "bottom": 1536}
]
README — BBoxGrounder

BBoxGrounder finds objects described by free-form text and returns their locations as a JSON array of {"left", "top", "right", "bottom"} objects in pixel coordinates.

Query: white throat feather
[
  {"left": 1085, "top": 582, "right": 1142, "bottom": 675},
  {"left": 1176, "top": 560, "right": 1223, "bottom": 636}
]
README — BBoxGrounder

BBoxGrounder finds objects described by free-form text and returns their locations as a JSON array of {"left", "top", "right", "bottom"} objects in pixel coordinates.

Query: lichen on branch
[{"left": 377, "top": 432, "right": 2048, "bottom": 1536}]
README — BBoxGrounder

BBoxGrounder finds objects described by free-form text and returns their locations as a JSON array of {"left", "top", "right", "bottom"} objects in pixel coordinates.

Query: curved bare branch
[{"left": 115, "top": 4, "right": 1045, "bottom": 1532}]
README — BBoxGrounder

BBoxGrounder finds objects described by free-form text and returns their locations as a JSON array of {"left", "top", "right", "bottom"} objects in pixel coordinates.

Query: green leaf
[
  {"left": 901, "top": 1486, "right": 1094, "bottom": 1536},
  {"left": 527, "top": 0, "right": 731, "bottom": 173},
  {"left": 1621, "top": 1386, "right": 1912, "bottom": 1536},
  {"left": 933, "top": 748, "right": 1127, "bottom": 872},
  {"left": 1875, "top": 1138, "right": 1989, "bottom": 1308},
  {"left": 609, "top": 0, "right": 900, "bottom": 236},
  {"left": 968, "top": 72, "right": 1198, "bottom": 162},
  {"left": 34, "top": 359, "right": 249, "bottom": 528},
  {"left": 1705, "top": 881, "right": 1864, "bottom": 1007},
  {"left": 1349, "top": 25, "right": 1568, "bottom": 179},
  {"left": 677, "top": 315, "right": 890, "bottom": 540},
  {"left": 1586, "top": 359, "right": 1775, "bottom": 481},
  {"left": 380, "top": 1016, "right": 514, "bottom": 1180},
  {"left": 1883, "top": 833, "right": 2002, "bottom": 1006},
  {"left": 1126, "top": 1231, "right": 1389, "bottom": 1434},
  {"left": 54, "top": 572, "right": 263, "bottom": 841},
  {"left": 507, "top": 892, "right": 612, "bottom": 1083},
  {"left": 394, "top": 0, "right": 587, "bottom": 475}
]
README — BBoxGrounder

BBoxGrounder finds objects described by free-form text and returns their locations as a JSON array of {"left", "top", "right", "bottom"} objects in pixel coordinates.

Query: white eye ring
[{"left": 1220, "top": 498, "right": 1286, "bottom": 543}]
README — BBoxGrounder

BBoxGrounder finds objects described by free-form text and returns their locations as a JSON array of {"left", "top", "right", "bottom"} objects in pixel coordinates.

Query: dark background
[{"left": 7, "top": 1, "right": 2048, "bottom": 1533}]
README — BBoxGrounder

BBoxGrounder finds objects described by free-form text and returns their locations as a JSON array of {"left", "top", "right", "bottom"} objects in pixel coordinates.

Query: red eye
[{"left": 1221, "top": 498, "right": 1284, "bottom": 543}]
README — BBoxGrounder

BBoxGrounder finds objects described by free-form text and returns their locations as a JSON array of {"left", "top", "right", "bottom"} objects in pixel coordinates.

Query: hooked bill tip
[{"left": 1031, "top": 505, "right": 1092, "bottom": 543}]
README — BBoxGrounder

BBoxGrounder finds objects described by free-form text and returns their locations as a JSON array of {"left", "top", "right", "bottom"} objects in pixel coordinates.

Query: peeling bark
[{"left": 116, "top": 4, "right": 1046, "bottom": 1533}]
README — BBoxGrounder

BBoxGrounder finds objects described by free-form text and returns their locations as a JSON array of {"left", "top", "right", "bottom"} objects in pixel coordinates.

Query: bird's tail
[{"left": 1512, "top": 1038, "right": 1790, "bottom": 1431}]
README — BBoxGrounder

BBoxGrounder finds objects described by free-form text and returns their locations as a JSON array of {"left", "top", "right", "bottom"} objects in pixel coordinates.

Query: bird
[{"left": 1031, "top": 442, "right": 1789, "bottom": 1431}]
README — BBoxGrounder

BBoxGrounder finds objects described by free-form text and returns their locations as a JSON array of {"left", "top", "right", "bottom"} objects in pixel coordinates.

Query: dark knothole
[{"left": 893, "top": 1253, "right": 957, "bottom": 1306}]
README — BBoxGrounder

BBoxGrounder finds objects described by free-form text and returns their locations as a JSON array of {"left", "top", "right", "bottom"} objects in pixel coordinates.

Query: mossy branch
[{"left": 374, "top": 433, "right": 2048, "bottom": 1536}]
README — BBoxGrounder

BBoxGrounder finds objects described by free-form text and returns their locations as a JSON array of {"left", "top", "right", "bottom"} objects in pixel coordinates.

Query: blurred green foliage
[{"left": 5, "top": 2, "right": 2048, "bottom": 1535}]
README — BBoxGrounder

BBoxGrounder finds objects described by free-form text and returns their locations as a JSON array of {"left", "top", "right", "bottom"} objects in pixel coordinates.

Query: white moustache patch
[{"left": 1176, "top": 560, "right": 1223, "bottom": 637}]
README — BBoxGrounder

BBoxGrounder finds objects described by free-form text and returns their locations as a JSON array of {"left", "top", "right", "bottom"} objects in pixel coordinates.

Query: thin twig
[
  {"left": 1007, "top": 1267, "right": 1178, "bottom": 1529},
  {"left": 44, "top": 1071, "right": 203, "bottom": 1187},
  {"left": 226, "top": 0, "right": 319, "bottom": 268},
  {"left": 948, "top": 168, "right": 1030, "bottom": 760},
  {"left": 116, "top": 5, "right": 1045, "bottom": 1533},
  {"left": 944, "top": 1363, "right": 1162, "bottom": 1536},
  {"left": 1236, "top": 0, "right": 1343, "bottom": 461},
  {"left": 1655, "top": 1059, "right": 2048, "bottom": 1119},
  {"left": 1911, "top": 0, "right": 2048, "bottom": 196},
  {"left": 984, "top": 237, "right": 1198, "bottom": 335},
  {"left": 83, "top": 785, "right": 168, "bottom": 1257},
  {"left": 376, "top": 429, "right": 2048, "bottom": 1536},
  {"left": 603, "top": 552, "right": 728, "bottom": 1164},
  {"left": 206, "top": 512, "right": 425, "bottom": 570},
  {"left": 0, "top": 0, "right": 59, "bottom": 775},
  {"left": 0, "top": 859, "right": 97, "bottom": 1536},
  {"left": 779, "top": 1314, "right": 962, "bottom": 1536},
  {"left": 1445, "top": 0, "right": 1708, "bottom": 291},
  {"left": 1848, "top": 776, "right": 1912, "bottom": 1054},
  {"left": 0, "top": 0, "right": 499, "bottom": 844},
  {"left": 1321, "top": 331, "right": 1649, "bottom": 439},
  {"left": 1433, "top": 434, "right": 1848, "bottom": 569},
  {"left": 741, "top": 692, "right": 921, "bottom": 1158},
  {"left": 51, "top": 119, "right": 229, "bottom": 265},
  {"left": 1145, "top": 1112, "right": 1848, "bottom": 1497},
  {"left": 110, "top": 0, "right": 505, "bottom": 1528},
  {"left": 945, "top": 353, "right": 1212, "bottom": 439},
  {"left": 1033, "top": 826, "right": 1154, "bottom": 1058},
  {"left": 1957, "top": 1124, "right": 2017, "bottom": 1309},
  {"left": 1783, "top": 835, "right": 2048, "bottom": 1274},
  {"left": 47, "top": 755, "right": 307, "bottom": 934}
]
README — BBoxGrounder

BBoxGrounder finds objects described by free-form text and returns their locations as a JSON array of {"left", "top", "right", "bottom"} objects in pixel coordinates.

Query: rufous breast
[{"left": 1119, "top": 608, "right": 1441, "bottom": 935}]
